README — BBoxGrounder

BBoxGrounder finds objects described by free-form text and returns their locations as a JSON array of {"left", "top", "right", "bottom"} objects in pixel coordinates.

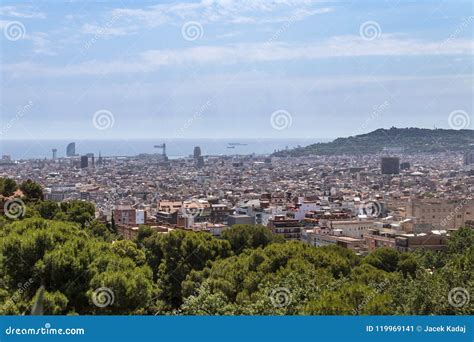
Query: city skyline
[{"left": 0, "top": 0, "right": 472, "bottom": 140}]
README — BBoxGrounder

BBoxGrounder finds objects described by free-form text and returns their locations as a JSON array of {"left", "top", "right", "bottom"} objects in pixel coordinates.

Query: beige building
[
  {"left": 158, "top": 201, "right": 183, "bottom": 213},
  {"left": 395, "top": 233, "right": 448, "bottom": 252},
  {"left": 320, "top": 219, "right": 375, "bottom": 239},
  {"left": 406, "top": 198, "right": 474, "bottom": 230},
  {"left": 303, "top": 228, "right": 365, "bottom": 253}
]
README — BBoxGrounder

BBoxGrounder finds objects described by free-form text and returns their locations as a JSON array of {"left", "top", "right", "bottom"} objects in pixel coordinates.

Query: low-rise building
[
  {"left": 395, "top": 232, "right": 449, "bottom": 252},
  {"left": 268, "top": 215, "right": 301, "bottom": 240},
  {"left": 321, "top": 219, "right": 375, "bottom": 239},
  {"left": 227, "top": 214, "right": 255, "bottom": 226},
  {"left": 303, "top": 227, "right": 365, "bottom": 252},
  {"left": 114, "top": 205, "right": 146, "bottom": 226},
  {"left": 364, "top": 229, "right": 397, "bottom": 251}
]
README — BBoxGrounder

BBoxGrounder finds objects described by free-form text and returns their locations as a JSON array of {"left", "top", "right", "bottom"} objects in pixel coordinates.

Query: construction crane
[{"left": 153, "top": 143, "right": 167, "bottom": 159}]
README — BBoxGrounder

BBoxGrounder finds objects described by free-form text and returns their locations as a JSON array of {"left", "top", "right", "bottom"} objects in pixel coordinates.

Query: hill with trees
[{"left": 273, "top": 127, "right": 474, "bottom": 157}]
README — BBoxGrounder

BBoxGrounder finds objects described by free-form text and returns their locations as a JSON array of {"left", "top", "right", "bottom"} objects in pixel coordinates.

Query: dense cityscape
[{"left": 2, "top": 138, "right": 473, "bottom": 251}]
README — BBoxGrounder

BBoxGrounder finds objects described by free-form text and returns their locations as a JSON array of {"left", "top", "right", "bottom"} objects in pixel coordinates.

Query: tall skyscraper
[
  {"left": 66, "top": 142, "right": 76, "bottom": 157},
  {"left": 193, "top": 146, "right": 201, "bottom": 159},
  {"left": 52, "top": 149, "right": 57, "bottom": 160},
  {"left": 381, "top": 157, "right": 400, "bottom": 175},
  {"left": 80, "top": 155, "right": 89, "bottom": 168}
]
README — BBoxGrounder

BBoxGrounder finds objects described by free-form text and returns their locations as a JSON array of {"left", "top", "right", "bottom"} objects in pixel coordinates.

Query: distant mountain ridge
[{"left": 273, "top": 127, "right": 474, "bottom": 156}]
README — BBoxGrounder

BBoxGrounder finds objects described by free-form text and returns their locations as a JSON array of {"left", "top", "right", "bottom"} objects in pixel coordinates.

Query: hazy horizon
[
  {"left": 0, "top": 137, "right": 327, "bottom": 160},
  {"left": 1, "top": 125, "right": 473, "bottom": 142}
]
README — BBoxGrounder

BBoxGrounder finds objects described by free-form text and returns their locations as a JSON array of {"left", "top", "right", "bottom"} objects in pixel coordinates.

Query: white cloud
[
  {"left": 81, "top": 23, "right": 136, "bottom": 37},
  {"left": 0, "top": 5, "right": 46, "bottom": 19},
  {"left": 216, "top": 31, "right": 242, "bottom": 38},
  {"left": 0, "top": 21, "right": 55, "bottom": 55},
  {"left": 103, "top": 0, "right": 332, "bottom": 32},
  {"left": 139, "top": 36, "right": 474, "bottom": 66},
  {"left": 28, "top": 32, "right": 56, "bottom": 56},
  {"left": 2, "top": 35, "right": 472, "bottom": 77}
]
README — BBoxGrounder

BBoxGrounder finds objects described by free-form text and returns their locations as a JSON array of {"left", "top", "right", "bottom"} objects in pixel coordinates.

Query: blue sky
[{"left": 0, "top": 0, "right": 472, "bottom": 140}]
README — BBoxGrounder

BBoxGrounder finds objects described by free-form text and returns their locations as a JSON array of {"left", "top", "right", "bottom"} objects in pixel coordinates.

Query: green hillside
[{"left": 274, "top": 127, "right": 474, "bottom": 156}]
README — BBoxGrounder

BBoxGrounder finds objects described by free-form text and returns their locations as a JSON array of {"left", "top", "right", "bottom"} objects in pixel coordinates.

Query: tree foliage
[
  {"left": 1, "top": 193, "right": 472, "bottom": 316},
  {"left": 1, "top": 218, "right": 152, "bottom": 315},
  {"left": 139, "top": 229, "right": 232, "bottom": 311},
  {"left": 19, "top": 179, "right": 43, "bottom": 201},
  {"left": 221, "top": 224, "right": 284, "bottom": 254},
  {"left": 0, "top": 178, "right": 17, "bottom": 197}
]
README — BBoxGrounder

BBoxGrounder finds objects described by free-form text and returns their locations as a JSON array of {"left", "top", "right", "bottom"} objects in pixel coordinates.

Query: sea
[{"left": 0, "top": 138, "right": 328, "bottom": 160}]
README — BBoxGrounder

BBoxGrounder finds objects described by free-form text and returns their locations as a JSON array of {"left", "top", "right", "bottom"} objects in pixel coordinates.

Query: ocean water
[{"left": 0, "top": 138, "right": 327, "bottom": 160}]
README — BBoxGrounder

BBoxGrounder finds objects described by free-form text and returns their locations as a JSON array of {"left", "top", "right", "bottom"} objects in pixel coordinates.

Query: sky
[{"left": 0, "top": 0, "right": 473, "bottom": 140}]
